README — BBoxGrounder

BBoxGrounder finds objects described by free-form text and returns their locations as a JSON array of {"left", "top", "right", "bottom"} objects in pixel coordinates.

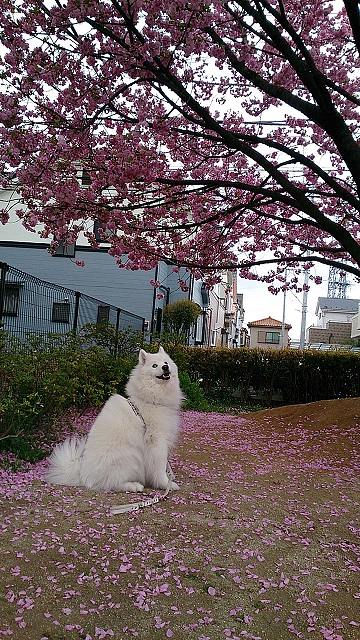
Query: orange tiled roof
[{"left": 247, "top": 316, "right": 292, "bottom": 329}]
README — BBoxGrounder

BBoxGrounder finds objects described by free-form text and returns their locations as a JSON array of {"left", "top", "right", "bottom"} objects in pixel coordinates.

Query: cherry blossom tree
[{"left": 0, "top": 0, "right": 359, "bottom": 290}]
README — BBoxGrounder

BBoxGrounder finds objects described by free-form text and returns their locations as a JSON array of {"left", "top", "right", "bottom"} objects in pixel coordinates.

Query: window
[
  {"left": 54, "top": 240, "right": 76, "bottom": 258},
  {"left": 97, "top": 305, "right": 110, "bottom": 324},
  {"left": 81, "top": 169, "right": 91, "bottom": 185},
  {"left": 52, "top": 302, "right": 70, "bottom": 323},
  {"left": 194, "top": 314, "right": 204, "bottom": 344},
  {"left": 93, "top": 220, "right": 112, "bottom": 243},
  {"left": 258, "top": 330, "right": 280, "bottom": 344},
  {"left": 200, "top": 284, "right": 210, "bottom": 307},
  {"left": 155, "top": 307, "right": 163, "bottom": 334},
  {"left": 3, "top": 284, "right": 20, "bottom": 316},
  {"left": 266, "top": 331, "right": 280, "bottom": 344}
]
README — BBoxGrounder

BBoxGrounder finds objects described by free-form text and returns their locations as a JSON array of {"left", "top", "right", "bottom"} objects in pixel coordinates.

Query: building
[
  {"left": 247, "top": 316, "right": 291, "bottom": 350},
  {"left": 306, "top": 296, "right": 359, "bottom": 345},
  {"left": 198, "top": 273, "right": 246, "bottom": 348},
  {"left": 0, "top": 241, "right": 207, "bottom": 340},
  {"left": 0, "top": 241, "right": 246, "bottom": 348},
  {"left": 315, "top": 297, "right": 359, "bottom": 327},
  {"left": 351, "top": 304, "right": 360, "bottom": 340},
  {"left": 0, "top": 260, "right": 145, "bottom": 345},
  {"left": 0, "top": 180, "right": 245, "bottom": 347},
  {"left": 307, "top": 321, "right": 353, "bottom": 345}
]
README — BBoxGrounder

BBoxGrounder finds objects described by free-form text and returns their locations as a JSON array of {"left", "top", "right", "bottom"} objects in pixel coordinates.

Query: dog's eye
[{"left": 152, "top": 363, "right": 158, "bottom": 368}]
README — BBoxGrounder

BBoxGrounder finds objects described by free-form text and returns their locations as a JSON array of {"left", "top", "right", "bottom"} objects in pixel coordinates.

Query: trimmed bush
[
  {"left": 0, "top": 343, "right": 137, "bottom": 459},
  {"left": 165, "top": 346, "right": 360, "bottom": 405},
  {"left": 162, "top": 300, "right": 202, "bottom": 342}
]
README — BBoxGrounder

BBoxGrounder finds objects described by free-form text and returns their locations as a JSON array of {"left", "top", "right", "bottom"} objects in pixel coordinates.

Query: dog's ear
[
  {"left": 158, "top": 345, "right": 165, "bottom": 354},
  {"left": 139, "top": 349, "right": 147, "bottom": 365}
]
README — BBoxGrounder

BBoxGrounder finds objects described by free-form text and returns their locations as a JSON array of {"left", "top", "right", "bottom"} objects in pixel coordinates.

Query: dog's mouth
[{"left": 156, "top": 373, "right": 171, "bottom": 380}]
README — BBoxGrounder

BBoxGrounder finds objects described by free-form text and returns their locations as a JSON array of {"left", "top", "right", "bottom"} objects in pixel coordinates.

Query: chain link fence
[{"left": 0, "top": 262, "right": 145, "bottom": 351}]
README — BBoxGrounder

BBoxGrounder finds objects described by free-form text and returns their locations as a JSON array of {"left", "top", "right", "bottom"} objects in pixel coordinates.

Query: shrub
[
  {"left": 0, "top": 340, "right": 137, "bottom": 459},
  {"left": 78, "top": 322, "right": 144, "bottom": 355},
  {"left": 1, "top": 335, "right": 359, "bottom": 461},
  {"left": 164, "top": 345, "right": 360, "bottom": 405},
  {"left": 178, "top": 371, "right": 211, "bottom": 411},
  {"left": 163, "top": 300, "right": 202, "bottom": 340}
]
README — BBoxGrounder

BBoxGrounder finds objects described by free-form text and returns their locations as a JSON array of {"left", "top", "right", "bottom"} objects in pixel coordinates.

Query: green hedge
[
  {"left": 0, "top": 344, "right": 136, "bottom": 459},
  {"left": 165, "top": 345, "right": 360, "bottom": 405}
]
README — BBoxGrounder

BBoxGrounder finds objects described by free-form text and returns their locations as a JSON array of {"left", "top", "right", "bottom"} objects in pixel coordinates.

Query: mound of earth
[{"left": 248, "top": 396, "right": 360, "bottom": 429}]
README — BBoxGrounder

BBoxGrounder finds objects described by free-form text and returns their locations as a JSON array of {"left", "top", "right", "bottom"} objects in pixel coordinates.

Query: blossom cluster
[{"left": 0, "top": 1, "right": 359, "bottom": 287}]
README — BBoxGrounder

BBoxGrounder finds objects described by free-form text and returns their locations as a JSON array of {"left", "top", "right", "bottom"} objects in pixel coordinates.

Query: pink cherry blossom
[{"left": 0, "top": 1, "right": 358, "bottom": 287}]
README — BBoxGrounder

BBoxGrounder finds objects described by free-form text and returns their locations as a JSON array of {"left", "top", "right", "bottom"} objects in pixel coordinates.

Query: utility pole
[{"left": 299, "top": 266, "right": 309, "bottom": 349}]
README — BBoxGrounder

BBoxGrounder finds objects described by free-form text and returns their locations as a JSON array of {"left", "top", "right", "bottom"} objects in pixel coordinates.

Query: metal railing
[
  {"left": 0, "top": 262, "right": 145, "bottom": 350},
  {"left": 289, "top": 340, "right": 360, "bottom": 352}
]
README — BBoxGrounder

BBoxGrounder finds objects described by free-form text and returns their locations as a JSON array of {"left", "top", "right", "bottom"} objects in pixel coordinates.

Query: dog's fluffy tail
[{"left": 45, "top": 436, "right": 87, "bottom": 486}]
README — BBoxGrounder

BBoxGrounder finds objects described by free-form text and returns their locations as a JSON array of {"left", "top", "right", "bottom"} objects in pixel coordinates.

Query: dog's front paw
[
  {"left": 169, "top": 481, "right": 180, "bottom": 491},
  {"left": 122, "top": 482, "right": 144, "bottom": 493}
]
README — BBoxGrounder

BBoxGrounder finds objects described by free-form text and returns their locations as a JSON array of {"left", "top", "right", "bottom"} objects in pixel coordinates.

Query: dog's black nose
[{"left": 162, "top": 363, "right": 169, "bottom": 372}]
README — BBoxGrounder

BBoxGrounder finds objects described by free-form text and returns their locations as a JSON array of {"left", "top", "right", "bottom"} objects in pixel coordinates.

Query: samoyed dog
[{"left": 46, "top": 347, "right": 182, "bottom": 492}]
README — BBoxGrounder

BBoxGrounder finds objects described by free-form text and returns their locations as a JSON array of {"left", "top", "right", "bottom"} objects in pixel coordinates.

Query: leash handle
[{"left": 110, "top": 484, "right": 170, "bottom": 514}]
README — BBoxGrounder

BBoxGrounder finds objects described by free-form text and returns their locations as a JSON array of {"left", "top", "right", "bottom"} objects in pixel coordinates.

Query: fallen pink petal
[{"left": 1, "top": 398, "right": 359, "bottom": 639}]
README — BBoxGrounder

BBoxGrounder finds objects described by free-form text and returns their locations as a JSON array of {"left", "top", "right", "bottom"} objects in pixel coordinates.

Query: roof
[
  {"left": 316, "top": 297, "right": 359, "bottom": 314},
  {"left": 247, "top": 316, "right": 292, "bottom": 329}
]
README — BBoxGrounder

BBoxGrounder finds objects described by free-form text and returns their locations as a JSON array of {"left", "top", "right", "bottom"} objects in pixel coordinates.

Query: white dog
[{"left": 46, "top": 346, "right": 182, "bottom": 492}]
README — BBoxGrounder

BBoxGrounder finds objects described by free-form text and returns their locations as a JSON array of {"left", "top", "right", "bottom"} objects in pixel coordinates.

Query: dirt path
[{"left": 1, "top": 398, "right": 359, "bottom": 640}]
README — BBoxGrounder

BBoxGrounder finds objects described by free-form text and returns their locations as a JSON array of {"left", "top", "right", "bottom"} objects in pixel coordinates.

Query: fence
[{"left": 0, "top": 262, "right": 145, "bottom": 350}]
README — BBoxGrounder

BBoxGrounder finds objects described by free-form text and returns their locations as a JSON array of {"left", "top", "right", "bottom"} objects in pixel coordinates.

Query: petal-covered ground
[{"left": 0, "top": 398, "right": 359, "bottom": 640}]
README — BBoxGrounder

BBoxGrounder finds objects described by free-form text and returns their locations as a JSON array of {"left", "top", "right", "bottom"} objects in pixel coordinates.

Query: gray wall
[
  {"left": 0, "top": 263, "right": 145, "bottom": 343},
  {"left": 154, "top": 262, "right": 205, "bottom": 343},
  {"left": 0, "top": 243, "right": 205, "bottom": 341},
  {"left": 0, "top": 243, "right": 156, "bottom": 322}
]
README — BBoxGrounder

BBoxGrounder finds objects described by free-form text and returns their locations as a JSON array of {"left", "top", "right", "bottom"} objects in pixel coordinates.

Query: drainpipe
[
  {"left": 150, "top": 263, "right": 159, "bottom": 343},
  {"left": 281, "top": 268, "right": 288, "bottom": 348},
  {"left": 159, "top": 285, "right": 170, "bottom": 306}
]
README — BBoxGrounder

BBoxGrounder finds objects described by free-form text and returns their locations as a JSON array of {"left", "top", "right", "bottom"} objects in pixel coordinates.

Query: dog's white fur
[{"left": 45, "top": 347, "right": 182, "bottom": 492}]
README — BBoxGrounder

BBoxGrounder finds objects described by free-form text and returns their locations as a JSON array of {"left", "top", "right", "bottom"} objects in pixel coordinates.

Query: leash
[
  {"left": 110, "top": 399, "right": 174, "bottom": 515},
  {"left": 110, "top": 485, "right": 171, "bottom": 514}
]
